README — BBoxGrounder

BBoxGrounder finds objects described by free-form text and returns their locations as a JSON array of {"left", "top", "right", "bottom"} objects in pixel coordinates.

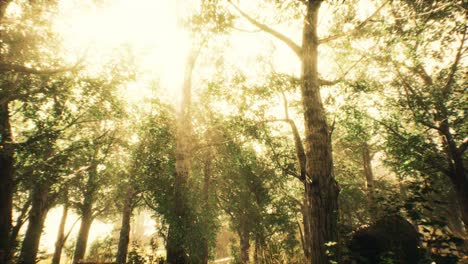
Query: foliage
[
  {"left": 2, "top": 0, "right": 466, "bottom": 263},
  {"left": 87, "top": 234, "right": 118, "bottom": 263}
]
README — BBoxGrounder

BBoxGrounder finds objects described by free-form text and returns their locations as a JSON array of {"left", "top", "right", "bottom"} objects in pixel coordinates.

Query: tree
[
  {"left": 373, "top": 0, "right": 467, "bottom": 232},
  {"left": 13, "top": 75, "right": 110, "bottom": 264},
  {"left": 225, "top": 1, "right": 368, "bottom": 261},
  {"left": 165, "top": 1, "right": 232, "bottom": 262},
  {"left": 199, "top": 68, "right": 308, "bottom": 262},
  {"left": 0, "top": 1, "right": 77, "bottom": 261},
  {"left": 115, "top": 185, "right": 136, "bottom": 264},
  {"left": 334, "top": 103, "right": 380, "bottom": 221},
  {"left": 70, "top": 134, "right": 121, "bottom": 263}
]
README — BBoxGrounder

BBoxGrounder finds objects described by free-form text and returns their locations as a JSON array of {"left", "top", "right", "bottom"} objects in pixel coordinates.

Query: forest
[{"left": 0, "top": 0, "right": 466, "bottom": 263}]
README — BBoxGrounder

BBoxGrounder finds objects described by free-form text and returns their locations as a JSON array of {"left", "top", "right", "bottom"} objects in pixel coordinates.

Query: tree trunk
[
  {"left": 7, "top": 197, "right": 31, "bottom": 264},
  {"left": 0, "top": 0, "right": 16, "bottom": 255},
  {"left": 451, "top": 172, "right": 468, "bottom": 234},
  {"left": 18, "top": 183, "right": 50, "bottom": 264},
  {"left": 450, "top": 150, "right": 467, "bottom": 234},
  {"left": 200, "top": 152, "right": 212, "bottom": 264},
  {"left": 72, "top": 197, "right": 94, "bottom": 263},
  {"left": 362, "top": 142, "right": 376, "bottom": 220},
  {"left": 301, "top": 1, "right": 339, "bottom": 263},
  {"left": 239, "top": 230, "right": 250, "bottom": 264},
  {"left": 115, "top": 187, "right": 135, "bottom": 264},
  {"left": 166, "top": 48, "right": 199, "bottom": 264},
  {"left": 438, "top": 108, "right": 468, "bottom": 233},
  {"left": 52, "top": 203, "right": 68, "bottom": 264},
  {"left": 301, "top": 194, "right": 312, "bottom": 260},
  {"left": 0, "top": 101, "right": 14, "bottom": 264}
]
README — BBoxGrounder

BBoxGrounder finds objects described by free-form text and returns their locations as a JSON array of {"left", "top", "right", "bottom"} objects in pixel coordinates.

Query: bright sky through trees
[
  {"left": 24, "top": 0, "right": 378, "bottom": 253},
  {"left": 3, "top": 0, "right": 466, "bottom": 263},
  {"left": 52, "top": 0, "right": 190, "bottom": 103}
]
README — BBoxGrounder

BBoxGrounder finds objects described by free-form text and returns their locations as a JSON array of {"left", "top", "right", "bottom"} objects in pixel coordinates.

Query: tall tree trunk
[
  {"left": 451, "top": 172, "right": 468, "bottom": 233},
  {"left": 166, "top": 48, "right": 199, "bottom": 264},
  {"left": 52, "top": 202, "right": 68, "bottom": 264},
  {"left": 239, "top": 230, "right": 250, "bottom": 264},
  {"left": 253, "top": 235, "right": 264, "bottom": 264},
  {"left": 228, "top": 0, "right": 339, "bottom": 262},
  {"left": 18, "top": 183, "right": 50, "bottom": 264},
  {"left": 7, "top": 196, "right": 31, "bottom": 264},
  {"left": 437, "top": 107, "right": 468, "bottom": 233},
  {"left": 72, "top": 196, "right": 94, "bottom": 263},
  {"left": 301, "top": 1, "right": 339, "bottom": 263},
  {"left": 200, "top": 151, "right": 212, "bottom": 264},
  {"left": 0, "top": 101, "right": 14, "bottom": 264},
  {"left": 301, "top": 194, "right": 311, "bottom": 261},
  {"left": 362, "top": 142, "right": 376, "bottom": 220},
  {"left": 73, "top": 163, "right": 98, "bottom": 264},
  {"left": 0, "top": 0, "right": 15, "bottom": 255},
  {"left": 115, "top": 187, "right": 135, "bottom": 264}
]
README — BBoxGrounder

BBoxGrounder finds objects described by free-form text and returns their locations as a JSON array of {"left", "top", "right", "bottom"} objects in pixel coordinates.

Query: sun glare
[{"left": 53, "top": 0, "right": 191, "bottom": 103}]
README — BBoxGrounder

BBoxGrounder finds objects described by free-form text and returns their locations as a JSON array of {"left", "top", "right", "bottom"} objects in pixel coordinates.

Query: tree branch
[
  {"left": 392, "top": 63, "right": 440, "bottom": 131},
  {"left": 443, "top": 23, "right": 467, "bottom": 97},
  {"left": 0, "top": 60, "right": 83, "bottom": 75},
  {"left": 261, "top": 118, "right": 306, "bottom": 182},
  {"left": 63, "top": 216, "right": 81, "bottom": 243},
  {"left": 0, "top": 50, "right": 86, "bottom": 75},
  {"left": 319, "top": 0, "right": 390, "bottom": 44},
  {"left": 296, "top": 218, "right": 306, "bottom": 256},
  {"left": 408, "top": 64, "right": 433, "bottom": 86},
  {"left": 318, "top": 78, "right": 340, "bottom": 86},
  {"left": 458, "top": 138, "right": 468, "bottom": 155},
  {"left": 227, "top": 0, "right": 302, "bottom": 58}
]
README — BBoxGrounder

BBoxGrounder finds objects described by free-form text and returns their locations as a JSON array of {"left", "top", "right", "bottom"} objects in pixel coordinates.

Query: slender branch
[
  {"left": 92, "top": 199, "right": 112, "bottom": 219},
  {"left": 319, "top": 54, "right": 367, "bottom": 86},
  {"left": 278, "top": 186, "right": 302, "bottom": 208},
  {"left": 319, "top": 0, "right": 390, "bottom": 44},
  {"left": 296, "top": 218, "right": 306, "bottom": 256},
  {"left": 443, "top": 23, "right": 467, "bottom": 96},
  {"left": 10, "top": 197, "right": 32, "bottom": 245},
  {"left": 261, "top": 118, "right": 306, "bottom": 181},
  {"left": 392, "top": 62, "right": 440, "bottom": 130},
  {"left": 280, "top": 90, "right": 289, "bottom": 120},
  {"left": 230, "top": 25, "right": 262, "bottom": 33},
  {"left": 63, "top": 216, "right": 81, "bottom": 243},
  {"left": 318, "top": 78, "right": 340, "bottom": 86},
  {"left": 459, "top": 138, "right": 468, "bottom": 155},
  {"left": 263, "top": 131, "right": 301, "bottom": 179},
  {"left": 0, "top": 56, "right": 84, "bottom": 75},
  {"left": 392, "top": 2, "right": 453, "bottom": 20},
  {"left": 227, "top": 0, "right": 302, "bottom": 58},
  {"left": 408, "top": 64, "right": 433, "bottom": 86}
]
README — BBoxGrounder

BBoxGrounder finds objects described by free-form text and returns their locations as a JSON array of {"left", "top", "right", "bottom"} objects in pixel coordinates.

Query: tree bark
[
  {"left": 362, "top": 142, "right": 376, "bottom": 220},
  {"left": 18, "top": 182, "right": 51, "bottom": 264},
  {"left": 200, "top": 150, "right": 213, "bottom": 264},
  {"left": 301, "top": 1, "right": 339, "bottom": 263},
  {"left": 450, "top": 170, "right": 468, "bottom": 234},
  {"left": 73, "top": 205, "right": 94, "bottom": 264},
  {"left": 166, "top": 48, "right": 199, "bottom": 264},
  {"left": 301, "top": 196, "right": 312, "bottom": 261},
  {"left": 229, "top": 1, "right": 340, "bottom": 262},
  {"left": 0, "top": 101, "right": 14, "bottom": 264},
  {"left": 72, "top": 202, "right": 93, "bottom": 264},
  {"left": 436, "top": 101, "right": 468, "bottom": 233},
  {"left": 7, "top": 197, "right": 31, "bottom": 264},
  {"left": 115, "top": 187, "right": 135, "bottom": 264},
  {"left": 239, "top": 230, "right": 250, "bottom": 264},
  {"left": 52, "top": 202, "right": 68, "bottom": 264}
]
